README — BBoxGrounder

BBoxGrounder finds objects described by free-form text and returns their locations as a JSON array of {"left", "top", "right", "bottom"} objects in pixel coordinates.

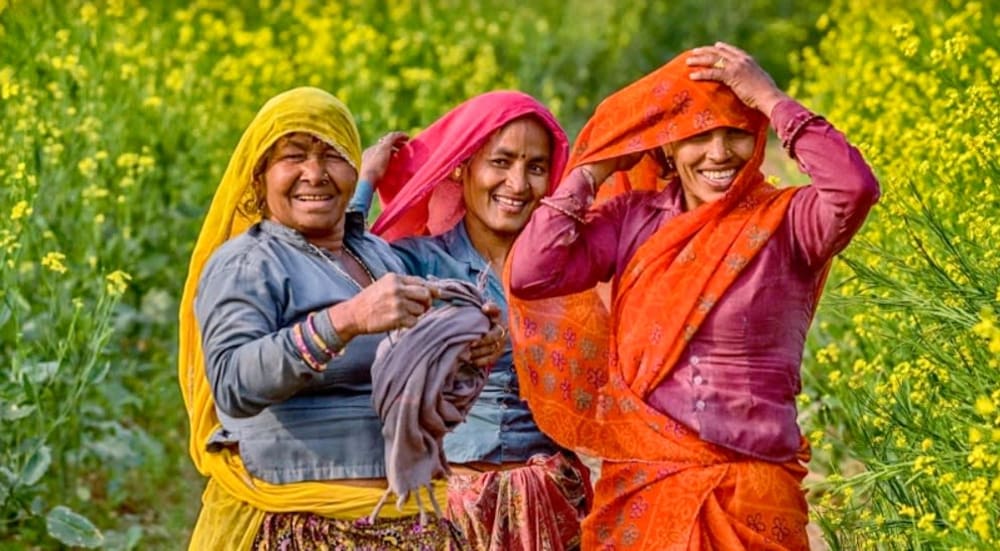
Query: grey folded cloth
[{"left": 369, "top": 278, "right": 490, "bottom": 522}]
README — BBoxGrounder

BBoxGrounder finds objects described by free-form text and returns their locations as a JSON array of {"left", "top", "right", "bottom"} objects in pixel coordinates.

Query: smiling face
[
  {"left": 261, "top": 133, "right": 358, "bottom": 245},
  {"left": 462, "top": 117, "right": 552, "bottom": 239},
  {"left": 663, "top": 126, "right": 756, "bottom": 211}
]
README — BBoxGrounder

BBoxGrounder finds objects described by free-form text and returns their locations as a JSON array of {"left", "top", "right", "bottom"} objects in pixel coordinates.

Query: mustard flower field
[
  {"left": 792, "top": 1, "right": 1000, "bottom": 548},
  {"left": 1, "top": 0, "right": 996, "bottom": 549}
]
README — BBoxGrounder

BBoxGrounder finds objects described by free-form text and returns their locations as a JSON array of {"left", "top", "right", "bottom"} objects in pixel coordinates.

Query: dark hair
[{"left": 236, "top": 144, "right": 276, "bottom": 219}]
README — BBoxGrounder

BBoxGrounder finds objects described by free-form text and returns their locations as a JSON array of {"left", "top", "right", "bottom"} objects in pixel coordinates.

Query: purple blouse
[{"left": 509, "top": 100, "right": 880, "bottom": 461}]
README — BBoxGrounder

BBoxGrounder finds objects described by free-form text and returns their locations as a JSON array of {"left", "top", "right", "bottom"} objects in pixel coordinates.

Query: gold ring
[{"left": 713, "top": 58, "right": 726, "bottom": 69}]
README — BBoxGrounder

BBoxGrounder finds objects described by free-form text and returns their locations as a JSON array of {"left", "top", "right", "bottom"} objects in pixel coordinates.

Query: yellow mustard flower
[
  {"left": 916, "top": 512, "right": 936, "bottom": 532},
  {"left": 105, "top": 270, "right": 132, "bottom": 297},
  {"left": 974, "top": 396, "right": 996, "bottom": 417},
  {"left": 77, "top": 156, "right": 98, "bottom": 177},
  {"left": 11, "top": 200, "right": 31, "bottom": 220},
  {"left": 969, "top": 427, "right": 984, "bottom": 444},
  {"left": 80, "top": 3, "right": 97, "bottom": 24},
  {"left": 41, "top": 252, "right": 67, "bottom": 274}
]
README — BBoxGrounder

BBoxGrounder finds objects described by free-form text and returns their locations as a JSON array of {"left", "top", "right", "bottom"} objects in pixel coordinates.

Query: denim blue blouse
[
  {"left": 390, "top": 222, "right": 560, "bottom": 463},
  {"left": 194, "top": 215, "right": 407, "bottom": 483}
]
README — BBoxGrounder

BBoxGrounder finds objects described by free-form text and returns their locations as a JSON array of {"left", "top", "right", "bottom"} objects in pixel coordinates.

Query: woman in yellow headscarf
[{"left": 178, "top": 87, "right": 499, "bottom": 550}]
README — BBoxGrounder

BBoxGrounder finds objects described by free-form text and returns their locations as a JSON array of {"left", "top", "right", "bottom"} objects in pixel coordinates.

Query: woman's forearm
[
  {"left": 772, "top": 100, "right": 881, "bottom": 267},
  {"left": 509, "top": 168, "right": 619, "bottom": 299}
]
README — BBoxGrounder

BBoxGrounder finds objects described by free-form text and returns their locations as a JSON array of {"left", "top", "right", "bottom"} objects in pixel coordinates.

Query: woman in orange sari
[{"left": 506, "top": 43, "right": 880, "bottom": 549}]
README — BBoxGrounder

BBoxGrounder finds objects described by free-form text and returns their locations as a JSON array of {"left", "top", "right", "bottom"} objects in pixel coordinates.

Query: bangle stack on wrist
[
  {"left": 781, "top": 113, "right": 824, "bottom": 159},
  {"left": 293, "top": 311, "right": 346, "bottom": 372}
]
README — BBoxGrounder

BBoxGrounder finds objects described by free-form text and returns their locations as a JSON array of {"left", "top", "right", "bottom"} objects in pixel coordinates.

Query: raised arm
[
  {"left": 772, "top": 101, "right": 880, "bottom": 267},
  {"left": 508, "top": 167, "right": 625, "bottom": 299},
  {"left": 688, "top": 41, "right": 880, "bottom": 267},
  {"left": 348, "top": 131, "right": 409, "bottom": 217}
]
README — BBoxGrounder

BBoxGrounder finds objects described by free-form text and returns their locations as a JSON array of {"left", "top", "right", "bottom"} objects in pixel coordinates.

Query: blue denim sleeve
[
  {"left": 347, "top": 179, "right": 375, "bottom": 218},
  {"left": 195, "top": 253, "right": 319, "bottom": 418}
]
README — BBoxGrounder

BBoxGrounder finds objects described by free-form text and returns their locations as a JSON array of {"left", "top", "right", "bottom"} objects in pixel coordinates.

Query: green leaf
[
  {"left": 26, "top": 360, "right": 60, "bottom": 385},
  {"left": 0, "top": 401, "right": 36, "bottom": 421},
  {"left": 0, "top": 466, "right": 16, "bottom": 502},
  {"left": 103, "top": 525, "right": 143, "bottom": 551},
  {"left": 19, "top": 445, "right": 51, "bottom": 486},
  {"left": 46, "top": 505, "right": 104, "bottom": 548}
]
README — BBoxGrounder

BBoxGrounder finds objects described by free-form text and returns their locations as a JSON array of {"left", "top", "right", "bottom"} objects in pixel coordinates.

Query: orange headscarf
[{"left": 505, "top": 51, "right": 810, "bottom": 549}]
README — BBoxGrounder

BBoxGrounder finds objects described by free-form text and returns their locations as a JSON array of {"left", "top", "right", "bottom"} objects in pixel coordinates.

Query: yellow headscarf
[{"left": 178, "top": 88, "right": 439, "bottom": 549}]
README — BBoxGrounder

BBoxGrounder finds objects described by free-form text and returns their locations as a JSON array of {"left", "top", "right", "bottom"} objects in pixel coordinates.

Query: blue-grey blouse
[
  {"left": 390, "top": 222, "right": 560, "bottom": 463},
  {"left": 194, "top": 215, "right": 406, "bottom": 483}
]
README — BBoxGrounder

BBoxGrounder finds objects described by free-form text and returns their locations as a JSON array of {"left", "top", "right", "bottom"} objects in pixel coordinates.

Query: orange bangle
[{"left": 306, "top": 312, "right": 334, "bottom": 357}]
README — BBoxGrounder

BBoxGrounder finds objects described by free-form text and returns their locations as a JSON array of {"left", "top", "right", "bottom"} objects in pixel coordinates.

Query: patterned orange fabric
[{"left": 505, "top": 51, "right": 811, "bottom": 549}]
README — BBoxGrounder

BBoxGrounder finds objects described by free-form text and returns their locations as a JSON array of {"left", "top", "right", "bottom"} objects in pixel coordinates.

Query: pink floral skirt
[{"left": 446, "top": 453, "right": 591, "bottom": 551}]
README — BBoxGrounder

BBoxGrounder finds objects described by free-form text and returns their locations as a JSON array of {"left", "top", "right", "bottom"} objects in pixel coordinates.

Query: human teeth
[
  {"left": 701, "top": 169, "right": 736, "bottom": 180},
  {"left": 297, "top": 194, "right": 330, "bottom": 200},
  {"left": 494, "top": 196, "right": 526, "bottom": 207}
]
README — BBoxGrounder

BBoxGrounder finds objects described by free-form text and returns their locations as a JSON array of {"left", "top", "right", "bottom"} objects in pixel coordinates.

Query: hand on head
[
  {"left": 687, "top": 42, "right": 791, "bottom": 118},
  {"left": 327, "top": 273, "right": 438, "bottom": 340},
  {"left": 580, "top": 151, "right": 644, "bottom": 190},
  {"left": 360, "top": 131, "right": 409, "bottom": 185}
]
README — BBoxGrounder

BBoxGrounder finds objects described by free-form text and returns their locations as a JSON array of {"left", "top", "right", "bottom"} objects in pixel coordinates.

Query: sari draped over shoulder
[{"left": 504, "top": 53, "right": 812, "bottom": 549}]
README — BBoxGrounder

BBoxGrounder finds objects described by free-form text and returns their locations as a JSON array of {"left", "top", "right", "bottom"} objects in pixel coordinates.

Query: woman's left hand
[
  {"left": 686, "top": 42, "right": 792, "bottom": 118},
  {"left": 360, "top": 131, "right": 408, "bottom": 183},
  {"left": 466, "top": 302, "right": 506, "bottom": 370}
]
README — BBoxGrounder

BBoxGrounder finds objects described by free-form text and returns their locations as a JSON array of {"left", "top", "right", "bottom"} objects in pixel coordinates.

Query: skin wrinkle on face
[
  {"left": 263, "top": 132, "right": 359, "bottom": 248},
  {"left": 461, "top": 117, "right": 553, "bottom": 243},
  {"left": 663, "top": 126, "right": 756, "bottom": 211}
]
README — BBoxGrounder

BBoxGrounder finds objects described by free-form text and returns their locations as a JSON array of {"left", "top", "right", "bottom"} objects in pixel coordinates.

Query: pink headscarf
[{"left": 370, "top": 90, "right": 569, "bottom": 241}]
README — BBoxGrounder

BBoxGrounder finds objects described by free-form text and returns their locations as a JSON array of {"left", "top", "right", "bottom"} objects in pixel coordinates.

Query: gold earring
[
  {"left": 451, "top": 166, "right": 462, "bottom": 181},
  {"left": 660, "top": 157, "right": 676, "bottom": 178}
]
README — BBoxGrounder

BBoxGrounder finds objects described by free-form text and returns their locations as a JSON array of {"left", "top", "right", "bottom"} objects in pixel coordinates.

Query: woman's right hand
[
  {"left": 580, "top": 152, "right": 644, "bottom": 188},
  {"left": 686, "top": 42, "right": 791, "bottom": 118},
  {"left": 360, "top": 131, "right": 408, "bottom": 184},
  {"left": 327, "top": 273, "right": 437, "bottom": 340}
]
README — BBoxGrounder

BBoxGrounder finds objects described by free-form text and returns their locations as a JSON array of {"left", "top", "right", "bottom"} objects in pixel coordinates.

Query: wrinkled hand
[
  {"left": 687, "top": 42, "right": 791, "bottom": 118},
  {"left": 580, "top": 151, "right": 644, "bottom": 189},
  {"left": 328, "top": 273, "right": 437, "bottom": 340},
  {"left": 360, "top": 131, "right": 408, "bottom": 184},
  {"left": 465, "top": 302, "right": 505, "bottom": 370}
]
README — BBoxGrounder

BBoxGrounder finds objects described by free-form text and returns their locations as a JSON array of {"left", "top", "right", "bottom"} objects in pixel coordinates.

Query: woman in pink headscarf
[{"left": 350, "top": 91, "right": 590, "bottom": 551}]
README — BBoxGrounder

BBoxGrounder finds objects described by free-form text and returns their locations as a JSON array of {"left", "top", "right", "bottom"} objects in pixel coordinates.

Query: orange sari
[{"left": 506, "top": 52, "right": 810, "bottom": 549}]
